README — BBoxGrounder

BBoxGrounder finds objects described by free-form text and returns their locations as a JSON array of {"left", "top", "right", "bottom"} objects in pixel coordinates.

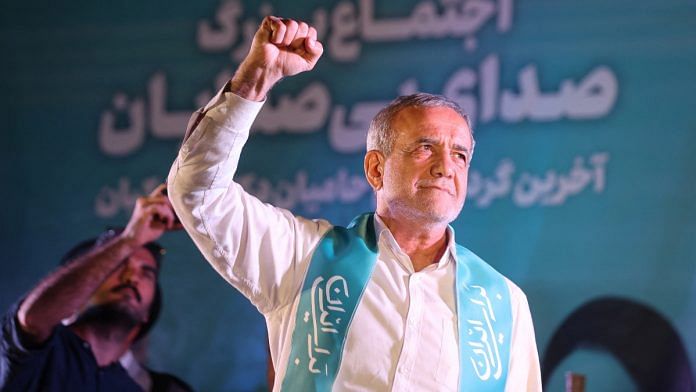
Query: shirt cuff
[
  {"left": 204, "top": 84, "right": 265, "bottom": 133},
  {"left": 2, "top": 301, "right": 51, "bottom": 354}
]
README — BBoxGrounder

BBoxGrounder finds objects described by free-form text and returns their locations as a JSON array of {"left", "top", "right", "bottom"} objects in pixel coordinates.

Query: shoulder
[
  {"left": 503, "top": 277, "right": 531, "bottom": 313},
  {"left": 453, "top": 244, "right": 530, "bottom": 308},
  {"left": 453, "top": 244, "right": 508, "bottom": 280},
  {"left": 0, "top": 303, "right": 76, "bottom": 390},
  {"left": 311, "top": 213, "right": 374, "bottom": 244}
]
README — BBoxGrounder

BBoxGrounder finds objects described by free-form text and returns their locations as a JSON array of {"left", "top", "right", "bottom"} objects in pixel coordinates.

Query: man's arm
[
  {"left": 16, "top": 185, "right": 176, "bottom": 345},
  {"left": 505, "top": 283, "right": 542, "bottom": 391},
  {"left": 167, "top": 17, "right": 330, "bottom": 314}
]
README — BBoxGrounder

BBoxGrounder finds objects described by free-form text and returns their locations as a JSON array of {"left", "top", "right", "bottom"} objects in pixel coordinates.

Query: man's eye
[
  {"left": 455, "top": 153, "right": 468, "bottom": 163},
  {"left": 142, "top": 269, "right": 157, "bottom": 280}
]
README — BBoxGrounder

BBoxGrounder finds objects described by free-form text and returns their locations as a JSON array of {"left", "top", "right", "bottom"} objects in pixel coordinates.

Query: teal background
[{"left": 1, "top": 0, "right": 695, "bottom": 390}]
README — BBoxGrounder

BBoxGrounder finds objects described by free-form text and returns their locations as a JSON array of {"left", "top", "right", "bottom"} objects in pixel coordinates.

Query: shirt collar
[{"left": 373, "top": 214, "right": 456, "bottom": 271}]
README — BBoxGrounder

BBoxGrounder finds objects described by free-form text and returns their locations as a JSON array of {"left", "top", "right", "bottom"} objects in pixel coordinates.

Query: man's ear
[{"left": 364, "top": 150, "right": 385, "bottom": 191}]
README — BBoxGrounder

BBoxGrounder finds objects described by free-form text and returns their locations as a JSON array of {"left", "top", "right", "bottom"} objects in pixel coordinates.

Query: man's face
[
  {"left": 377, "top": 106, "right": 473, "bottom": 225},
  {"left": 86, "top": 247, "right": 158, "bottom": 325}
]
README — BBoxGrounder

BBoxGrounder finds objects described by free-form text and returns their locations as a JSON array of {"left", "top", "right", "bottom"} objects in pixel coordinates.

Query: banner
[{"left": 1, "top": 0, "right": 694, "bottom": 390}]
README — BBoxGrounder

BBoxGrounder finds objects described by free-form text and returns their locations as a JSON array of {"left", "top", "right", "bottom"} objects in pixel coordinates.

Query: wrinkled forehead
[{"left": 392, "top": 106, "right": 473, "bottom": 145}]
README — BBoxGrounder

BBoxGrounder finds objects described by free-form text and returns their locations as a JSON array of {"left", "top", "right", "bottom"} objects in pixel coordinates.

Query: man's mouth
[
  {"left": 111, "top": 284, "right": 142, "bottom": 303},
  {"left": 417, "top": 183, "right": 454, "bottom": 195}
]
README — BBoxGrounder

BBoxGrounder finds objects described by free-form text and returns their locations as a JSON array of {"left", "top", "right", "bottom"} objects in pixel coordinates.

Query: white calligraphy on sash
[
  {"left": 465, "top": 285, "right": 505, "bottom": 381},
  {"left": 297, "top": 275, "right": 350, "bottom": 374}
]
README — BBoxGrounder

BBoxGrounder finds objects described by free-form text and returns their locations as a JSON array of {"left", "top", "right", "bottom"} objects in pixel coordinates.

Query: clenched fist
[{"left": 231, "top": 16, "right": 324, "bottom": 101}]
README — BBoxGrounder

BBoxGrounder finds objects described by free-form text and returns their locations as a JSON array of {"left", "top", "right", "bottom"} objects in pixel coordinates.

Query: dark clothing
[
  {"left": 149, "top": 370, "right": 194, "bottom": 392},
  {"left": 0, "top": 302, "right": 143, "bottom": 392}
]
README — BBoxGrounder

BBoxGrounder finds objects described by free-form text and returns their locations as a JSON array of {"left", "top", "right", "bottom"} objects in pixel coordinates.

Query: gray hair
[{"left": 366, "top": 93, "right": 475, "bottom": 157}]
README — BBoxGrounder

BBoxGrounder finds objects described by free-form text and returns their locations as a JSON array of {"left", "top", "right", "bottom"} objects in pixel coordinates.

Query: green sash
[
  {"left": 280, "top": 214, "right": 512, "bottom": 391},
  {"left": 455, "top": 245, "right": 512, "bottom": 391}
]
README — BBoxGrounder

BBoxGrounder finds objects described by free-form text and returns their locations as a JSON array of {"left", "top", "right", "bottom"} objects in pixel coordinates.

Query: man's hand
[
  {"left": 122, "top": 184, "right": 180, "bottom": 247},
  {"left": 231, "top": 16, "right": 324, "bottom": 101}
]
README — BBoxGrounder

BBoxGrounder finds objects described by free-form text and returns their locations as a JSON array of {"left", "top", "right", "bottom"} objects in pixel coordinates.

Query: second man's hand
[
  {"left": 122, "top": 183, "right": 181, "bottom": 248},
  {"left": 231, "top": 16, "right": 324, "bottom": 101}
]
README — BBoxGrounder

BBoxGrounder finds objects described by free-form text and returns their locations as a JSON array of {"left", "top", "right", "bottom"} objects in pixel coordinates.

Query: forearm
[
  {"left": 17, "top": 234, "right": 138, "bottom": 342},
  {"left": 167, "top": 91, "right": 331, "bottom": 313},
  {"left": 230, "top": 61, "right": 282, "bottom": 102}
]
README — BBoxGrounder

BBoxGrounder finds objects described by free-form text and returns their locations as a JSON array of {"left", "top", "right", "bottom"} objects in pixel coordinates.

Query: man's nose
[
  {"left": 119, "top": 263, "right": 137, "bottom": 284},
  {"left": 431, "top": 152, "right": 455, "bottom": 178}
]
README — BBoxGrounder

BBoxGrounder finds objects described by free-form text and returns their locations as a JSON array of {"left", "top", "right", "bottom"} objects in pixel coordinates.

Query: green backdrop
[{"left": 2, "top": 0, "right": 695, "bottom": 390}]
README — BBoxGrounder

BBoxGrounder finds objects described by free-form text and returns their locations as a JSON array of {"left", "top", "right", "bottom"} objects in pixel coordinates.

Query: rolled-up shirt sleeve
[
  {"left": 1, "top": 302, "right": 51, "bottom": 387},
  {"left": 167, "top": 85, "right": 331, "bottom": 314}
]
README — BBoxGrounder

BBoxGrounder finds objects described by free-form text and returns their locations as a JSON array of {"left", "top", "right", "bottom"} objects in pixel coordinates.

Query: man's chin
[
  {"left": 415, "top": 201, "right": 462, "bottom": 224},
  {"left": 76, "top": 302, "right": 145, "bottom": 331},
  {"left": 407, "top": 208, "right": 458, "bottom": 226}
]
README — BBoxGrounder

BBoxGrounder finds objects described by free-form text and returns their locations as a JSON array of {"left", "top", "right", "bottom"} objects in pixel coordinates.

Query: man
[
  {"left": 167, "top": 16, "right": 541, "bottom": 391},
  {"left": 1, "top": 184, "right": 191, "bottom": 391}
]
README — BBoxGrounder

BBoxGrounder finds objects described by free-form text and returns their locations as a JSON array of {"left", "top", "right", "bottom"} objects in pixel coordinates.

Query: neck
[
  {"left": 377, "top": 212, "right": 450, "bottom": 272},
  {"left": 70, "top": 322, "right": 138, "bottom": 367}
]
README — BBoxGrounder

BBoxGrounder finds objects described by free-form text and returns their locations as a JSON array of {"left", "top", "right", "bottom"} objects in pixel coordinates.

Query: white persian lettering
[
  {"left": 149, "top": 72, "right": 192, "bottom": 138},
  {"left": 298, "top": 275, "right": 350, "bottom": 374},
  {"left": 97, "top": 60, "right": 618, "bottom": 156},
  {"left": 98, "top": 93, "right": 145, "bottom": 157},
  {"left": 253, "top": 83, "right": 331, "bottom": 134},
  {"left": 96, "top": 0, "right": 619, "bottom": 157},
  {"left": 237, "top": 168, "right": 371, "bottom": 213},
  {"left": 466, "top": 285, "right": 504, "bottom": 381},
  {"left": 94, "top": 176, "right": 161, "bottom": 218},
  {"left": 93, "top": 153, "right": 609, "bottom": 220}
]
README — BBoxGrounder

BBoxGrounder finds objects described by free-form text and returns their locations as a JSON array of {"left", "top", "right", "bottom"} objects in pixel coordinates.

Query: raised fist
[{"left": 231, "top": 16, "right": 324, "bottom": 100}]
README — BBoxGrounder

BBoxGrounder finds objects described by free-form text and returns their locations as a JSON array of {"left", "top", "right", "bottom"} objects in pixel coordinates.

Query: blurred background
[{"left": 1, "top": 0, "right": 695, "bottom": 390}]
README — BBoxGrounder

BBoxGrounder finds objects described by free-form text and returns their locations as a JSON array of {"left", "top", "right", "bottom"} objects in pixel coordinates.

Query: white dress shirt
[{"left": 167, "top": 88, "right": 542, "bottom": 391}]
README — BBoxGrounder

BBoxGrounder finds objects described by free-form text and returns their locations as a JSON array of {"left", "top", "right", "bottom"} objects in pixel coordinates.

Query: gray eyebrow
[
  {"left": 413, "top": 137, "right": 471, "bottom": 153},
  {"left": 452, "top": 143, "right": 470, "bottom": 153}
]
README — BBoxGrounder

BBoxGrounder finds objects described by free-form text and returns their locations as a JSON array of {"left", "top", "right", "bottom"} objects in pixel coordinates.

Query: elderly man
[
  {"left": 1, "top": 185, "right": 191, "bottom": 391},
  {"left": 167, "top": 16, "right": 541, "bottom": 391}
]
